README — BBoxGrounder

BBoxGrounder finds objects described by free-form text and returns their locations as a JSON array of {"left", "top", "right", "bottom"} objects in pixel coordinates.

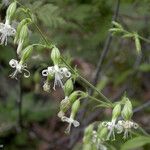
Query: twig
[
  {"left": 91, "top": 0, "right": 121, "bottom": 93},
  {"left": 14, "top": 48, "right": 23, "bottom": 129},
  {"left": 133, "top": 100, "right": 150, "bottom": 113}
]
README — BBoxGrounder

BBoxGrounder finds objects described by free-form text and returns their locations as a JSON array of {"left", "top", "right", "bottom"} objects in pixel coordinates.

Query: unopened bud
[
  {"left": 20, "top": 45, "right": 33, "bottom": 63},
  {"left": 83, "top": 144, "right": 92, "bottom": 150},
  {"left": 6, "top": 2, "right": 17, "bottom": 22},
  {"left": 58, "top": 111, "right": 65, "bottom": 118},
  {"left": 51, "top": 46, "right": 60, "bottom": 65},
  {"left": 122, "top": 98, "right": 133, "bottom": 120},
  {"left": 71, "top": 100, "right": 80, "bottom": 117},
  {"left": 112, "top": 104, "right": 121, "bottom": 120},
  {"left": 60, "top": 96, "right": 70, "bottom": 113},
  {"left": 43, "top": 75, "right": 53, "bottom": 92},
  {"left": 83, "top": 124, "right": 94, "bottom": 143},
  {"left": 19, "top": 24, "right": 28, "bottom": 42},
  {"left": 64, "top": 79, "right": 73, "bottom": 96},
  {"left": 14, "top": 18, "right": 31, "bottom": 44},
  {"left": 97, "top": 124, "right": 108, "bottom": 139},
  {"left": 69, "top": 91, "right": 86, "bottom": 104}
]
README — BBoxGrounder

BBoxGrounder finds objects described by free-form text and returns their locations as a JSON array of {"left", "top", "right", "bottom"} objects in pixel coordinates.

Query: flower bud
[
  {"left": 19, "top": 24, "right": 28, "bottom": 42},
  {"left": 97, "top": 124, "right": 108, "bottom": 140},
  {"left": 71, "top": 100, "right": 80, "bottom": 118},
  {"left": 69, "top": 91, "right": 86, "bottom": 104},
  {"left": 20, "top": 45, "right": 33, "bottom": 63},
  {"left": 83, "top": 144, "right": 92, "bottom": 150},
  {"left": 122, "top": 99, "right": 133, "bottom": 120},
  {"left": 112, "top": 104, "right": 121, "bottom": 120},
  {"left": 83, "top": 124, "right": 94, "bottom": 143},
  {"left": 64, "top": 79, "right": 73, "bottom": 96},
  {"left": 14, "top": 18, "right": 31, "bottom": 44},
  {"left": 6, "top": 2, "right": 17, "bottom": 22},
  {"left": 59, "top": 96, "right": 70, "bottom": 113},
  {"left": 51, "top": 46, "right": 60, "bottom": 65}
]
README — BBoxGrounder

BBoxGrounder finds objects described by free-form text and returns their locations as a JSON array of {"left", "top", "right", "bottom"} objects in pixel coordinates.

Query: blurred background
[{"left": 0, "top": 0, "right": 150, "bottom": 149}]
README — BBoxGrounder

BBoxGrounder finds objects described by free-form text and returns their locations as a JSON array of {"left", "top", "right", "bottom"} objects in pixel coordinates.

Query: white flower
[
  {"left": 92, "top": 131, "right": 107, "bottom": 150},
  {"left": 42, "top": 65, "right": 71, "bottom": 90},
  {"left": 102, "top": 120, "right": 117, "bottom": 140},
  {"left": 61, "top": 115, "right": 80, "bottom": 134},
  {"left": 0, "top": 20, "right": 16, "bottom": 45},
  {"left": 116, "top": 120, "right": 138, "bottom": 139},
  {"left": 9, "top": 59, "right": 30, "bottom": 79}
]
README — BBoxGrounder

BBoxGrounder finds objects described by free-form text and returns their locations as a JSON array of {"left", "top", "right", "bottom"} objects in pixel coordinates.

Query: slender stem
[
  {"left": 79, "top": 76, "right": 112, "bottom": 104},
  {"left": 18, "top": 77, "right": 23, "bottom": 128},
  {"left": 87, "top": 95, "right": 113, "bottom": 107},
  {"left": 133, "top": 100, "right": 150, "bottom": 113},
  {"left": 14, "top": 47, "right": 23, "bottom": 129},
  {"left": 60, "top": 57, "right": 112, "bottom": 104},
  {"left": 122, "top": 29, "right": 150, "bottom": 44},
  {"left": 138, "top": 35, "right": 150, "bottom": 44},
  {"left": 32, "top": 22, "right": 52, "bottom": 46},
  {"left": 89, "top": 0, "right": 120, "bottom": 97}
]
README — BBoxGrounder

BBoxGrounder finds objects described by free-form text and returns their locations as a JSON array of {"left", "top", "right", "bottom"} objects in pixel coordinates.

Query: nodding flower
[
  {"left": 102, "top": 119, "right": 117, "bottom": 141},
  {"left": 61, "top": 115, "right": 80, "bottom": 134},
  {"left": 92, "top": 131, "right": 108, "bottom": 150},
  {"left": 42, "top": 65, "right": 71, "bottom": 90},
  {"left": 9, "top": 59, "right": 30, "bottom": 79},
  {"left": 0, "top": 19, "right": 16, "bottom": 45},
  {"left": 116, "top": 120, "right": 138, "bottom": 139}
]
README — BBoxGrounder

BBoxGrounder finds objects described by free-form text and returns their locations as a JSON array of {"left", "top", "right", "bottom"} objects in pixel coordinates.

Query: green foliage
[
  {"left": 35, "top": 3, "right": 66, "bottom": 28},
  {"left": 121, "top": 136, "right": 150, "bottom": 150}
]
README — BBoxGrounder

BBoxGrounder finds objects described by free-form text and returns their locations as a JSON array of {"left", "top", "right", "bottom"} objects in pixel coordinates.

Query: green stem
[
  {"left": 61, "top": 57, "right": 112, "bottom": 104},
  {"left": 123, "top": 30, "right": 150, "bottom": 44},
  {"left": 87, "top": 95, "right": 113, "bottom": 107},
  {"left": 138, "top": 35, "right": 150, "bottom": 44}
]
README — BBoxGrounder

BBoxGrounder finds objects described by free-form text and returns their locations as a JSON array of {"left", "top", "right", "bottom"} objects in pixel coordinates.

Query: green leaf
[{"left": 121, "top": 136, "right": 150, "bottom": 150}]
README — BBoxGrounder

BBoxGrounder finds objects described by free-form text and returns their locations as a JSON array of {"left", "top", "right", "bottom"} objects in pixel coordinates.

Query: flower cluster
[
  {"left": 57, "top": 79, "right": 87, "bottom": 133},
  {"left": 3, "top": 2, "right": 140, "bottom": 141},
  {"left": 3, "top": 2, "right": 86, "bottom": 133},
  {"left": 83, "top": 124, "right": 108, "bottom": 150},
  {"left": 101, "top": 97, "right": 138, "bottom": 140},
  {"left": 0, "top": 2, "right": 34, "bottom": 79}
]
